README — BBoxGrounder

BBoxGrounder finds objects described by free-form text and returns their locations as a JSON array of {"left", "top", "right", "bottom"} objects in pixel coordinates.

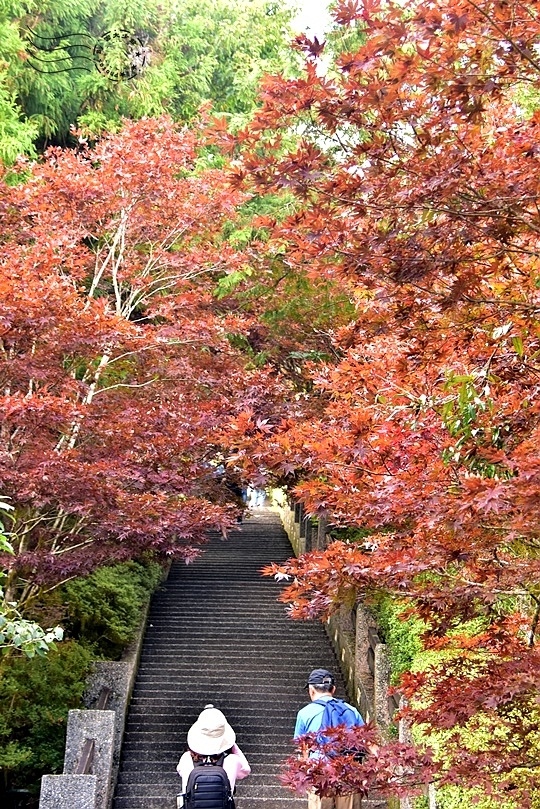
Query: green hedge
[
  {"left": 0, "top": 558, "right": 163, "bottom": 797},
  {"left": 367, "top": 594, "right": 539, "bottom": 809},
  {"left": 0, "top": 640, "right": 93, "bottom": 789},
  {"left": 62, "top": 559, "right": 163, "bottom": 659},
  {"left": 414, "top": 784, "right": 526, "bottom": 809},
  {"left": 367, "top": 593, "right": 426, "bottom": 685}
]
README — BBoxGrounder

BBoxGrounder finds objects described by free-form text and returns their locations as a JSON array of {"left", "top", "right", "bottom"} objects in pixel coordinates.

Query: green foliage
[
  {"left": 0, "top": 497, "right": 13, "bottom": 549},
  {"left": 414, "top": 784, "right": 521, "bottom": 809},
  {"left": 513, "top": 83, "right": 540, "bottom": 117},
  {"left": 220, "top": 190, "right": 297, "bottom": 250},
  {"left": 0, "top": 6, "right": 38, "bottom": 165},
  {"left": 8, "top": 0, "right": 156, "bottom": 147},
  {"left": 437, "top": 371, "right": 512, "bottom": 478},
  {"left": 215, "top": 268, "right": 253, "bottom": 299},
  {"left": 217, "top": 186, "right": 356, "bottom": 381},
  {"left": 217, "top": 237, "right": 355, "bottom": 382},
  {"left": 0, "top": 558, "right": 162, "bottom": 791},
  {"left": 259, "top": 269, "right": 355, "bottom": 336},
  {"left": 354, "top": 587, "right": 538, "bottom": 807},
  {"left": 1, "top": 499, "right": 63, "bottom": 657},
  {"left": 0, "top": 610, "right": 64, "bottom": 657},
  {"left": 367, "top": 593, "right": 426, "bottom": 685},
  {"left": 329, "top": 526, "right": 374, "bottom": 543},
  {"left": 1, "top": 0, "right": 297, "bottom": 154},
  {"left": 389, "top": 607, "right": 540, "bottom": 808},
  {"left": 156, "top": 0, "right": 296, "bottom": 123},
  {"left": 0, "top": 77, "right": 37, "bottom": 165},
  {"left": 325, "top": 15, "right": 367, "bottom": 66},
  {"left": 0, "top": 640, "right": 93, "bottom": 788},
  {"left": 61, "top": 559, "right": 163, "bottom": 658}
]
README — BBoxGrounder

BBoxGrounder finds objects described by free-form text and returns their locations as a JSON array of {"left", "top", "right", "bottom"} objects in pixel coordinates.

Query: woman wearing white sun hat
[{"left": 176, "top": 704, "right": 251, "bottom": 804}]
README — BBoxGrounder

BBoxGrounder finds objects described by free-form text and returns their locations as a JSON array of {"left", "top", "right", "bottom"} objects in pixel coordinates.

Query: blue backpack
[
  {"left": 313, "top": 698, "right": 364, "bottom": 730},
  {"left": 311, "top": 698, "right": 366, "bottom": 761}
]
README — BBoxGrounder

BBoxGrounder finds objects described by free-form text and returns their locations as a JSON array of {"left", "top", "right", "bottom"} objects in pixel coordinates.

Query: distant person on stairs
[
  {"left": 294, "top": 668, "right": 365, "bottom": 809},
  {"left": 247, "top": 485, "right": 266, "bottom": 507},
  {"left": 176, "top": 704, "right": 251, "bottom": 808}
]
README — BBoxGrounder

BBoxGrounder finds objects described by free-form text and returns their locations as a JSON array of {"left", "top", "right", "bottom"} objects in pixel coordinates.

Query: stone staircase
[{"left": 112, "top": 508, "right": 385, "bottom": 809}]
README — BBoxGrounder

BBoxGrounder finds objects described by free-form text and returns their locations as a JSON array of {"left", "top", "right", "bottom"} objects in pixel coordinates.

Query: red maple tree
[
  {"left": 222, "top": 0, "right": 540, "bottom": 802},
  {"left": 0, "top": 117, "right": 287, "bottom": 608}
]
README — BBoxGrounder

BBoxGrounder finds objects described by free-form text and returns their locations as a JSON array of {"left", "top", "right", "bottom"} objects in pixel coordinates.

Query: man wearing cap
[
  {"left": 177, "top": 704, "right": 250, "bottom": 804},
  {"left": 294, "top": 669, "right": 365, "bottom": 809}
]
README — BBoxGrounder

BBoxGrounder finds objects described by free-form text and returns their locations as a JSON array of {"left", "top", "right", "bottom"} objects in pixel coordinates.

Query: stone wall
[
  {"left": 272, "top": 492, "right": 438, "bottom": 809},
  {"left": 271, "top": 492, "right": 395, "bottom": 729},
  {"left": 40, "top": 775, "right": 97, "bottom": 809}
]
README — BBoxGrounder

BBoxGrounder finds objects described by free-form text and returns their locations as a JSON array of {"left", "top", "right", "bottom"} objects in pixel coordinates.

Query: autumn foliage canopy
[
  {"left": 217, "top": 0, "right": 540, "bottom": 802},
  {"left": 2, "top": 0, "right": 540, "bottom": 803},
  {"left": 0, "top": 117, "right": 289, "bottom": 606}
]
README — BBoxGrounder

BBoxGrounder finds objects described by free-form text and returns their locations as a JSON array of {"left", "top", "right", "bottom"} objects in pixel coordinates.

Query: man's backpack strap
[
  {"left": 316, "top": 698, "right": 363, "bottom": 729},
  {"left": 304, "top": 698, "right": 337, "bottom": 732}
]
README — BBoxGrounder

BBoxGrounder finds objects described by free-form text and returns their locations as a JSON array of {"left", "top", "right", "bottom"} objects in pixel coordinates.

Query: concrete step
[
  {"left": 117, "top": 771, "right": 291, "bottom": 784},
  {"left": 114, "top": 782, "right": 301, "bottom": 800},
  {"left": 118, "top": 767, "right": 286, "bottom": 783},
  {"left": 118, "top": 754, "right": 286, "bottom": 770},
  {"left": 120, "top": 743, "right": 295, "bottom": 757},
  {"left": 113, "top": 798, "right": 306, "bottom": 809},
  {"left": 112, "top": 513, "right": 385, "bottom": 809},
  {"left": 123, "top": 720, "right": 295, "bottom": 731}
]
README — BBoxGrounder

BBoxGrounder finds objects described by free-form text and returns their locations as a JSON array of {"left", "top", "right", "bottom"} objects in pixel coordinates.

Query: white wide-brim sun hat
[{"left": 187, "top": 705, "right": 236, "bottom": 755}]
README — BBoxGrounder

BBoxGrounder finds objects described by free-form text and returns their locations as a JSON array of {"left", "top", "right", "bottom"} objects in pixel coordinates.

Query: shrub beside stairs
[{"left": 112, "top": 508, "right": 386, "bottom": 809}]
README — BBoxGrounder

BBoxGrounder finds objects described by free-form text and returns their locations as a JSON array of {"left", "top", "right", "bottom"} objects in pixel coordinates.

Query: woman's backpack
[{"left": 181, "top": 754, "right": 236, "bottom": 809}]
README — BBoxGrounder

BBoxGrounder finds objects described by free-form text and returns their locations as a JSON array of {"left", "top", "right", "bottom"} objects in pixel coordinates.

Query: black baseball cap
[{"left": 305, "top": 668, "right": 335, "bottom": 688}]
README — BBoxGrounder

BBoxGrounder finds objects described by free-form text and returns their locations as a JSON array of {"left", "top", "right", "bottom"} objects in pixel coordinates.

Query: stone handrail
[{"left": 72, "top": 688, "right": 112, "bottom": 778}]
